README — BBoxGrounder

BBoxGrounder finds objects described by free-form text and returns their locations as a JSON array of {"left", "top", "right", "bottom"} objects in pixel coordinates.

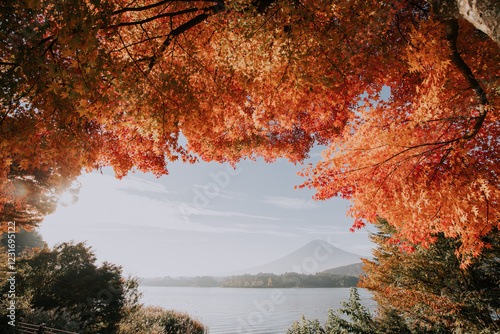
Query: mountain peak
[
  {"left": 306, "top": 239, "right": 340, "bottom": 248},
  {"left": 227, "top": 240, "right": 364, "bottom": 275}
]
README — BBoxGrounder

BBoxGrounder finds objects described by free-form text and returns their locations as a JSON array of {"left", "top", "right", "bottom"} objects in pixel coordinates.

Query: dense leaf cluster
[
  {"left": 0, "top": 242, "right": 131, "bottom": 333},
  {"left": 0, "top": 0, "right": 499, "bottom": 266},
  {"left": 361, "top": 219, "right": 500, "bottom": 332}
]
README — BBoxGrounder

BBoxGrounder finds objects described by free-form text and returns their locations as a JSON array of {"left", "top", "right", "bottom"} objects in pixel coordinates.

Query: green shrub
[
  {"left": 20, "top": 307, "right": 88, "bottom": 333},
  {"left": 287, "top": 288, "right": 500, "bottom": 334},
  {"left": 118, "top": 305, "right": 207, "bottom": 334},
  {"left": 287, "top": 315, "right": 326, "bottom": 334}
]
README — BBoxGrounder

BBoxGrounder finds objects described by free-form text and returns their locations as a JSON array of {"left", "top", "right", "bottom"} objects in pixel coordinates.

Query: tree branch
[
  {"left": 445, "top": 19, "right": 489, "bottom": 139},
  {"left": 112, "top": 0, "right": 222, "bottom": 16},
  {"left": 113, "top": 0, "right": 173, "bottom": 15},
  {"left": 147, "top": 1, "right": 225, "bottom": 71},
  {"left": 107, "top": 8, "right": 201, "bottom": 29}
]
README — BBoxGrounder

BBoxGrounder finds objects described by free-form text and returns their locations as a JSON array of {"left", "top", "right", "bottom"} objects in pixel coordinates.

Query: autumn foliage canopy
[{"left": 1, "top": 0, "right": 499, "bottom": 262}]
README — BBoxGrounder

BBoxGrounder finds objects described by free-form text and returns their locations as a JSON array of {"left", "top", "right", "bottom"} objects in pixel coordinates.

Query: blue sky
[{"left": 39, "top": 146, "right": 375, "bottom": 277}]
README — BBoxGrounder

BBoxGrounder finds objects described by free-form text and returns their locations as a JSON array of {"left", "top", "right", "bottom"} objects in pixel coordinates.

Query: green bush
[
  {"left": 19, "top": 307, "right": 88, "bottom": 333},
  {"left": 287, "top": 315, "right": 326, "bottom": 334},
  {"left": 118, "top": 305, "right": 207, "bottom": 334},
  {"left": 287, "top": 288, "right": 500, "bottom": 334}
]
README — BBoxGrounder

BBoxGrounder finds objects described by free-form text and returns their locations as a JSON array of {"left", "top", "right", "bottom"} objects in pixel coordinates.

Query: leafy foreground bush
[
  {"left": 0, "top": 242, "right": 129, "bottom": 333},
  {"left": 287, "top": 288, "right": 500, "bottom": 334},
  {"left": 18, "top": 307, "right": 88, "bottom": 333},
  {"left": 288, "top": 221, "right": 500, "bottom": 334},
  {"left": 361, "top": 220, "right": 500, "bottom": 333},
  {"left": 0, "top": 241, "right": 208, "bottom": 334},
  {"left": 118, "top": 305, "right": 208, "bottom": 334}
]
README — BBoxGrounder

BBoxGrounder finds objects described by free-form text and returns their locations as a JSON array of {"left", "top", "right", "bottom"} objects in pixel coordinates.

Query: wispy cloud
[
  {"left": 111, "top": 221, "right": 295, "bottom": 237},
  {"left": 262, "top": 196, "right": 320, "bottom": 210},
  {"left": 192, "top": 184, "right": 247, "bottom": 201},
  {"left": 177, "top": 204, "right": 281, "bottom": 221},
  {"left": 116, "top": 176, "right": 172, "bottom": 194}
]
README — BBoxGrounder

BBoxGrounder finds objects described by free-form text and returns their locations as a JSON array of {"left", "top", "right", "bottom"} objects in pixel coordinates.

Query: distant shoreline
[
  {"left": 140, "top": 271, "right": 360, "bottom": 289},
  {"left": 140, "top": 285, "right": 358, "bottom": 289}
]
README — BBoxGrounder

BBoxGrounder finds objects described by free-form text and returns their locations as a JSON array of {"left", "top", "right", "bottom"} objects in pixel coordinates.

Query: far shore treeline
[{"left": 141, "top": 272, "right": 359, "bottom": 288}]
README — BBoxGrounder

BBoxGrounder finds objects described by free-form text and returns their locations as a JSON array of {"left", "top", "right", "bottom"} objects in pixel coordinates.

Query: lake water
[{"left": 139, "top": 286, "right": 377, "bottom": 334}]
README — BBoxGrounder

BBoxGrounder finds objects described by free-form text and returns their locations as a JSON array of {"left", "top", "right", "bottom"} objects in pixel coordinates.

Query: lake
[{"left": 139, "top": 286, "right": 377, "bottom": 334}]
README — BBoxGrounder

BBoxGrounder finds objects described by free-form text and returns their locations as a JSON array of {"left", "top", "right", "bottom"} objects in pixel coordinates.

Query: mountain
[
  {"left": 227, "top": 240, "right": 365, "bottom": 275},
  {"left": 322, "top": 262, "right": 365, "bottom": 277}
]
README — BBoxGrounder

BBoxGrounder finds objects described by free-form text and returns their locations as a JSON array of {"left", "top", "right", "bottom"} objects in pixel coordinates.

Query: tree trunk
[{"left": 427, "top": 0, "right": 500, "bottom": 48}]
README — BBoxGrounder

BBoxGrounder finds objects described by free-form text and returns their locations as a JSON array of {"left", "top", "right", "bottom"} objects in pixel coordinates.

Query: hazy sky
[{"left": 39, "top": 146, "right": 375, "bottom": 277}]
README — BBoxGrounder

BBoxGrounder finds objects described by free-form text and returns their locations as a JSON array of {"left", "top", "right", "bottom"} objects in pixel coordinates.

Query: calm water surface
[{"left": 139, "top": 286, "right": 376, "bottom": 334}]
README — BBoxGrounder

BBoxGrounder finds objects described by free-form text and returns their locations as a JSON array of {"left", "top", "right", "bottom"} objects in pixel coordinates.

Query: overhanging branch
[
  {"left": 147, "top": 1, "right": 226, "bottom": 71},
  {"left": 445, "top": 19, "right": 489, "bottom": 139},
  {"left": 107, "top": 8, "right": 201, "bottom": 29},
  {"left": 112, "top": 0, "right": 223, "bottom": 16}
]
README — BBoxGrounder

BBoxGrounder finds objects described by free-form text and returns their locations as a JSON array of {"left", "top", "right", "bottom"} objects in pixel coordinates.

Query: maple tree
[
  {"left": 427, "top": 0, "right": 500, "bottom": 47},
  {"left": 0, "top": 164, "right": 79, "bottom": 231},
  {"left": 1, "top": 0, "right": 499, "bottom": 261},
  {"left": 1, "top": 0, "right": 354, "bottom": 231},
  {"left": 297, "top": 4, "right": 500, "bottom": 261}
]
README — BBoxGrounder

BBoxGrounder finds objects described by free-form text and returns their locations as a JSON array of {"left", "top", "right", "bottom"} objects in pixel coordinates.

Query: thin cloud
[
  {"left": 116, "top": 176, "right": 172, "bottom": 194},
  {"left": 178, "top": 205, "right": 281, "bottom": 221},
  {"left": 113, "top": 222, "right": 294, "bottom": 237},
  {"left": 262, "top": 196, "right": 320, "bottom": 210},
  {"left": 191, "top": 184, "right": 247, "bottom": 201}
]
